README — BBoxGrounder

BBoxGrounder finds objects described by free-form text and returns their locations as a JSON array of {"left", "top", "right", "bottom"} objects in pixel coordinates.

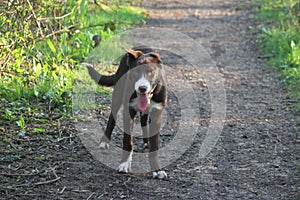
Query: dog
[{"left": 82, "top": 46, "right": 168, "bottom": 179}]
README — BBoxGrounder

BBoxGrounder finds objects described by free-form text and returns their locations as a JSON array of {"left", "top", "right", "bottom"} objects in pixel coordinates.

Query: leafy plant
[
  {"left": 256, "top": 0, "right": 300, "bottom": 111},
  {"left": 16, "top": 115, "right": 26, "bottom": 136},
  {"left": 4, "top": 109, "right": 15, "bottom": 120},
  {"left": 1, "top": 0, "right": 145, "bottom": 98},
  {"left": 0, "top": 0, "right": 146, "bottom": 127}
]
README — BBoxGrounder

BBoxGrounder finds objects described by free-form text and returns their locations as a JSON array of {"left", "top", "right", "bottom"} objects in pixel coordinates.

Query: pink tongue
[{"left": 137, "top": 93, "right": 148, "bottom": 111}]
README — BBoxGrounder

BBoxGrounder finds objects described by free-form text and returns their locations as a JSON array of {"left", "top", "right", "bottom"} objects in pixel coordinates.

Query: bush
[
  {"left": 0, "top": 0, "right": 146, "bottom": 104},
  {"left": 0, "top": 0, "right": 146, "bottom": 136}
]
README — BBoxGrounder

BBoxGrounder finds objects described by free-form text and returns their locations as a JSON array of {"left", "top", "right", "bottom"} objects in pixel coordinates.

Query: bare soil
[{"left": 1, "top": 0, "right": 299, "bottom": 199}]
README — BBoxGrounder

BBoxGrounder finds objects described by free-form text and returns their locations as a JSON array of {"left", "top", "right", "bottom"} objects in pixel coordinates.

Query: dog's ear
[
  {"left": 149, "top": 53, "right": 162, "bottom": 64},
  {"left": 126, "top": 49, "right": 143, "bottom": 66},
  {"left": 126, "top": 49, "right": 143, "bottom": 59}
]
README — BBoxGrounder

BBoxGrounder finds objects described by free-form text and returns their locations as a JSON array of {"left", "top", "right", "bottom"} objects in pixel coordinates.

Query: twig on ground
[
  {"left": 48, "top": 164, "right": 59, "bottom": 178},
  {"left": 98, "top": 192, "right": 108, "bottom": 198},
  {"left": 33, "top": 177, "right": 61, "bottom": 186},
  {"left": 57, "top": 136, "right": 75, "bottom": 142},
  {"left": 0, "top": 172, "right": 40, "bottom": 177},
  {"left": 123, "top": 177, "right": 131, "bottom": 188},
  {"left": 87, "top": 192, "right": 96, "bottom": 200},
  {"left": 59, "top": 186, "right": 67, "bottom": 194},
  {"left": 72, "top": 189, "right": 90, "bottom": 193}
]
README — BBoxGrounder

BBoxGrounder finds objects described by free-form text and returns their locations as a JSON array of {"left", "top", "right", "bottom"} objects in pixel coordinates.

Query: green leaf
[
  {"left": 34, "top": 84, "right": 39, "bottom": 97},
  {"left": 33, "top": 128, "right": 45, "bottom": 134},
  {"left": 4, "top": 109, "right": 13, "bottom": 120},
  {"left": 47, "top": 39, "right": 56, "bottom": 54},
  {"left": 79, "top": 0, "right": 88, "bottom": 15},
  {"left": 291, "top": 40, "right": 295, "bottom": 49},
  {"left": 16, "top": 115, "right": 25, "bottom": 129}
]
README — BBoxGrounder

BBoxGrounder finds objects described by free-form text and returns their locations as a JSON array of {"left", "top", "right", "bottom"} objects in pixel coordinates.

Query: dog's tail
[{"left": 81, "top": 62, "right": 116, "bottom": 87}]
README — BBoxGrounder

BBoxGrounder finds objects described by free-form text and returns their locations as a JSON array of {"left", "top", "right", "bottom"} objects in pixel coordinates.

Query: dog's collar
[{"left": 148, "top": 84, "right": 157, "bottom": 100}]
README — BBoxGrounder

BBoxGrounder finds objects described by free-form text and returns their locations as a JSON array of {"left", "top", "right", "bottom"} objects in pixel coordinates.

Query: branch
[
  {"left": 44, "top": 24, "right": 77, "bottom": 39},
  {"left": 25, "top": 0, "right": 44, "bottom": 38},
  {"left": 38, "top": 12, "right": 73, "bottom": 21}
]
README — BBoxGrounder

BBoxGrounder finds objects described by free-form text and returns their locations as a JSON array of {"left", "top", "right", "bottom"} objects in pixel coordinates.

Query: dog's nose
[{"left": 138, "top": 86, "right": 147, "bottom": 93}]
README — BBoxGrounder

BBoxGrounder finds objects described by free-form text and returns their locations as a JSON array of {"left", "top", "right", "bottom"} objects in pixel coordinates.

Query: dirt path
[
  {"left": 1, "top": 0, "right": 299, "bottom": 199},
  {"left": 138, "top": 0, "right": 300, "bottom": 199}
]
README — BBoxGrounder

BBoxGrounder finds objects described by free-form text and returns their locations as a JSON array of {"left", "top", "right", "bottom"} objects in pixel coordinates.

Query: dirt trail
[
  {"left": 138, "top": 0, "right": 300, "bottom": 199},
  {"left": 1, "top": 0, "right": 299, "bottom": 199}
]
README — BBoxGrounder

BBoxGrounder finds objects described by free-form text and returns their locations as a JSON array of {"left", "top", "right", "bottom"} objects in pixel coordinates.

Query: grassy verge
[
  {"left": 255, "top": 0, "right": 300, "bottom": 111},
  {"left": 0, "top": 0, "right": 146, "bottom": 137}
]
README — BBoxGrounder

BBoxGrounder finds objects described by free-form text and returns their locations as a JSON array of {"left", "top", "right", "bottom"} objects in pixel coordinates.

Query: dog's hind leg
[
  {"left": 99, "top": 112, "right": 114, "bottom": 149},
  {"left": 99, "top": 89, "right": 123, "bottom": 149}
]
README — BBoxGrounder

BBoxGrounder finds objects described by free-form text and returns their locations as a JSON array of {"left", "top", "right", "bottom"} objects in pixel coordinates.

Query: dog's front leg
[
  {"left": 117, "top": 107, "right": 136, "bottom": 173},
  {"left": 140, "top": 113, "right": 149, "bottom": 149},
  {"left": 148, "top": 109, "right": 167, "bottom": 179}
]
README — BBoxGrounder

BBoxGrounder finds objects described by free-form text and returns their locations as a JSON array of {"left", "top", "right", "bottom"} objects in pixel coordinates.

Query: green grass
[
  {"left": 255, "top": 0, "right": 300, "bottom": 111},
  {"left": 0, "top": 0, "right": 146, "bottom": 136}
]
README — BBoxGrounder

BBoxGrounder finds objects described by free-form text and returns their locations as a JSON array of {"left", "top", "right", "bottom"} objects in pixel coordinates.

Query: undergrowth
[
  {"left": 0, "top": 0, "right": 146, "bottom": 136},
  {"left": 255, "top": 0, "right": 300, "bottom": 111}
]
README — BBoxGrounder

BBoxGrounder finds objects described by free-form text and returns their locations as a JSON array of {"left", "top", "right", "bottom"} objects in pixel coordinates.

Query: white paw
[
  {"left": 152, "top": 170, "right": 167, "bottom": 179},
  {"left": 99, "top": 141, "right": 109, "bottom": 149},
  {"left": 117, "top": 160, "right": 132, "bottom": 173}
]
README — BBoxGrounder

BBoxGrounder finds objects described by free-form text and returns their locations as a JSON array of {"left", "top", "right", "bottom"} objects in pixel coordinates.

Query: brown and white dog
[{"left": 83, "top": 47, "right": 167, "bottom": 179}]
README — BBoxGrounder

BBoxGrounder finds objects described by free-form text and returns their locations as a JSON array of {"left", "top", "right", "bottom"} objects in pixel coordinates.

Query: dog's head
[{"left": 126, "top": 49, "right": 165, "bottom": 112}]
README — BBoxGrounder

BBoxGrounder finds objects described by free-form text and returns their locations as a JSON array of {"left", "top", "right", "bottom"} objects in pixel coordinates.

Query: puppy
[{"left": 83, "top": 47, "right": 167, "bottom": 179}]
